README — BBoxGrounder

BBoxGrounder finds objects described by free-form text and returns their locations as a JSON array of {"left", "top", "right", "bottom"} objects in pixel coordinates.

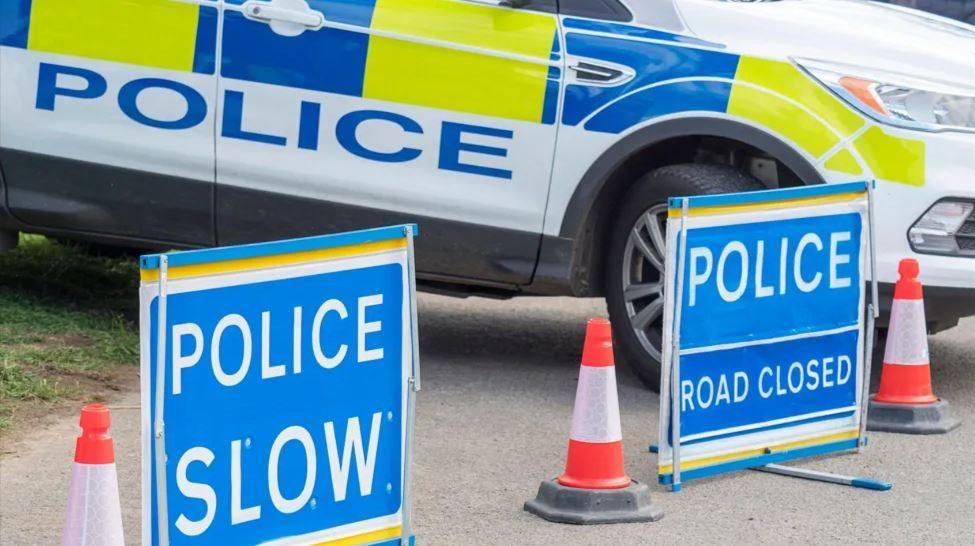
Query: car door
[
  {"left": 214, "top": 0, "right": 561, "bottom": 285},
  {"left": 0, "top": 0, "right": 218, "bottom": 246}
]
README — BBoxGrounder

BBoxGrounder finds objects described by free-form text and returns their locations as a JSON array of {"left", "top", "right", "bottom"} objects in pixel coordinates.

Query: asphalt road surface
[{"left": 2, "top": 294, "right": 973, "bottom": 544}]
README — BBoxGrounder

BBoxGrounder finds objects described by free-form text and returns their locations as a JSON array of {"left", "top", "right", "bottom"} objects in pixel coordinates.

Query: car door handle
[{"left": 242, "top": 1, "right": 324, "bottom": 29}]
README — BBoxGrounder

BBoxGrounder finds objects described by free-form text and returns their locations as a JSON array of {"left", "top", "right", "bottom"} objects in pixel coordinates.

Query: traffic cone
[
  {"left": 867, "top": 259, "right": 960, "bottom": 434},
  {"left": 525, "top": 318, "right": 663, "bottom": 524},
  {"left": 62, "top": 404, "right": 125, "bottom": 545}
]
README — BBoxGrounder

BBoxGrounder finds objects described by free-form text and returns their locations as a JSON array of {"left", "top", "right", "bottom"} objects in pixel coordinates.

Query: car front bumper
[
  {"left": 875, "top": 282, "right": 975, "bottom": 334},
  {"left": 870, "top": 127, "right": 975, "bottom": 327}
]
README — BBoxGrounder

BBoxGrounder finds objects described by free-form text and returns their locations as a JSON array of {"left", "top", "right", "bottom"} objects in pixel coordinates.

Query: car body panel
[{"left": 0, "top": 0, "right": 972, "bottom": 304}]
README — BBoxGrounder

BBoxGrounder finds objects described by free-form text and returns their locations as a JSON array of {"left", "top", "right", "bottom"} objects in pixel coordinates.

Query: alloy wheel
[{"left": 621, "top": 203, "right": 669, "bottom": 364}]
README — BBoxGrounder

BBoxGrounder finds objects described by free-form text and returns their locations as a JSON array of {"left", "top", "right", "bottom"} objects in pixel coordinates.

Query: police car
[{"left": 1, "top": 0, "right": 973, "bottom": 389}]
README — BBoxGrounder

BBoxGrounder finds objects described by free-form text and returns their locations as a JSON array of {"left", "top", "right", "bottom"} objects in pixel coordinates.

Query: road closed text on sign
[
  {"left": 139, "top": 226, "right": 417, "bottom": 545},
  {"left": 658, "top": 183, "right": 871, "bottom": 484}
]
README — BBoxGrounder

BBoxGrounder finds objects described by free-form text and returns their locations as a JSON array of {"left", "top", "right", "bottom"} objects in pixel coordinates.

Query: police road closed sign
[
  {"left": 139, "top": 226, "right": 418, "bottom": 545},
  {"left": 658, "top": 183, "right": 872, "bottom": 485}
]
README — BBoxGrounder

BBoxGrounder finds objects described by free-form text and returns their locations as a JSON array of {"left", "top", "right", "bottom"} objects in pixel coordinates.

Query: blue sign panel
[
  {"left": 140, "top": 226, "right": 416, "bottom": 545},
  {"left": 677, "top": 329, "right": 859, "bottom": 441},
  {"left": 679, "top": 213, "right": 862, "bottom": 349},
  {"left": 657, "top": 183, "right": 872, "bottom": 486}
]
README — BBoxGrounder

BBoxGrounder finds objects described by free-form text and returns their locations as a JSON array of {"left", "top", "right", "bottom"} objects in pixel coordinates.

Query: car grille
[{"left": 958, "top": 207, "right": 975, "bottom": 254}]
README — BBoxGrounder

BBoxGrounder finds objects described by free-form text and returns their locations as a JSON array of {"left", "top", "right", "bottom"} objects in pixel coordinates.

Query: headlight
[
  {"left": 909, "top": 200, "right": 975, "bottom": 256},
  {"left": 798, "top": 59, "right": 975, "bottom": 133}
]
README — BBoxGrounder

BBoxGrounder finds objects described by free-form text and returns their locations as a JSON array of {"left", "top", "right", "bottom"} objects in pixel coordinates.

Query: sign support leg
[
  {"left": 153, "top": 254, "right": 170, "bottom": 546},
  {"left": 649, "top": 444, "right": 891, "bottom": 490},
  {"left": 754, "top": 463, "right": 891, "bottom": 491},
  {"left": 858, "top": 305, "right": 877, "bottom": 450},
  {"left": 668, "top": 200, "right": 690, "bottom": 492},
  {"left": 401, "top": 226, "right": 420, "bottom": 545},
  {"left": 858, "top": 181, "right": 880, "bottom": 451}
]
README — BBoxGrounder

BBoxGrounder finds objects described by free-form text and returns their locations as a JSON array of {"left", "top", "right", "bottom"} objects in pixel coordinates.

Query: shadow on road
[{"left": 414, "top": 295, "right": 647, "bottom": 405}]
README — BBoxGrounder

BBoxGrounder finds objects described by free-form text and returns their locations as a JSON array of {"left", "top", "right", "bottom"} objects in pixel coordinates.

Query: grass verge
[{"left": 0, "top": 235, "right": 140, "bottom": 433}]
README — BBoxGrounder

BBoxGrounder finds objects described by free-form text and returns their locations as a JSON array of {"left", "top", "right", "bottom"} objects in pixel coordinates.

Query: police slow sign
[
  {"left": 658, "top": 183, "right": 873, "bottom": 486},
  {"left": 139, "top": 226, "right": 419, "bottom": 545}
]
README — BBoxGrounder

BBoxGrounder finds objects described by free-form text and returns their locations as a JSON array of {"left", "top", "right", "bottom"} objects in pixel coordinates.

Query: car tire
[
  {"left": 869, "top": 327, "right": 887, "bottom": 391},
  {"left": 605, "top": 163, "right": 766, "bottom": 391}
]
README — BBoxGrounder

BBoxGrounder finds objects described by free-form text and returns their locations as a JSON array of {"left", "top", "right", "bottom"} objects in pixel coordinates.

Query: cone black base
[
  {"left": 524, "top": 479, "right": 663, "bottom": 525},
  {"left": 867, "top": 397, "right": 961, "bottom": 435}
]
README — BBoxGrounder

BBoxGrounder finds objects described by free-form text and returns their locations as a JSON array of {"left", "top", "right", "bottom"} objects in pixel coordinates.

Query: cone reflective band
[
  {"left": 874, "top": 259, "right": 936, "bottom": 405},
  {"left": 568, "top": 366, "right": 623, "bottom": 443},
  {"left": 558, "top": 318, "right": 630, "bottom": 490},
  {"left": 62, "top": 404, "right": 125, "bottom": 546}
]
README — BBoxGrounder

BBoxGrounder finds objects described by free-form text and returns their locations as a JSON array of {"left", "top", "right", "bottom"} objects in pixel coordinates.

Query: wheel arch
[{"left": 535, "top": 117, "right": 827, "bottom": 297}]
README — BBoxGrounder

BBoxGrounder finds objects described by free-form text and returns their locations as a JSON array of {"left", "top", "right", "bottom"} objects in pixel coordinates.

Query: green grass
[{"left": 0, "top": 235, "right": 140, "bottom": 430}]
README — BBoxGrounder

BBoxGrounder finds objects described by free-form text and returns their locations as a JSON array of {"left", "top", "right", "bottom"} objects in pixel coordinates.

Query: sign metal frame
[
  {"left": 153, "top": 254, "right": 170, "bottom": 546},
  {"left": 657, "top": 181, "right": 888, "bottom": 491},
  {"left": 401, "top": 225, "right": 420, "bottom": 544},
  {"left": 140, "top": 224, "right": 420, "bottom": 545}
]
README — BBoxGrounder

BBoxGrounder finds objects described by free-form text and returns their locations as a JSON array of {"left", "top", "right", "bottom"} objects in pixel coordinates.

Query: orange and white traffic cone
[
  {"left": 62, "top": 404, "right": 125, "bottom": 545},
  {"left": 525, "top": 318, "right": 662, "bottom": 524},
  {"left": 867, "top": 259, "right": 960, "bottom": 434}
]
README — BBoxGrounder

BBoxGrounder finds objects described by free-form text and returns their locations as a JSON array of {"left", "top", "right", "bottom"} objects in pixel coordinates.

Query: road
[{"left": 2, "top": 294, "right": 973, "bottom": 544}]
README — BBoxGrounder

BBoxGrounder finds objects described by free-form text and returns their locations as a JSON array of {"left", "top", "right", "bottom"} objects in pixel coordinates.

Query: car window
[
  {"left": 559, "top": 0, "right": 634, "bottom": 22},
  {"left": 522, "top": 0, "right": 559, "bottom": 13},
  {"left": 624, "top": 0, "right": 687, "bottom": 32}
]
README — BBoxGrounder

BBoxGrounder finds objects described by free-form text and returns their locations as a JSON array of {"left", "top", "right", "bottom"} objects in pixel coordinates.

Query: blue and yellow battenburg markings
[
  {"left": 1, "top": 0, "right": 218, "bottom": 74},
  {"left": 140, "top": 224, "right": 413, "bottom": 282},
  {"left": 727, "top": 57, "right": 926, "bottom": 185},
  {"left": 3, "top": 0, "right": 559, "bottom": 124},
  {"left": 561, "top": 21, "right": 925, "bottom": 186},
  {"left": 361, "top": 0, "right": 556, "bottom": 123},
  {"left": 1, "top": 2, "right": 926, "bottom": 185},
  {"left": 222, "top": 0, "right": 559, "bottom": 123},
  {"left": 560, "top": 17, "right": 738, "bottom": 130}
]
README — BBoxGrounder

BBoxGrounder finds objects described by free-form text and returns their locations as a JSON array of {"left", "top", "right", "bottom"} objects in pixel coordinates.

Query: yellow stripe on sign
[
  {"left": 854, "top": 126, "right": 926, "bottom": 186},
  {"left": 312, "top": 525, "right": 402, "bottom": 545},
  {"left": 666, "top": 190, "right": 866, "bottom": 218},
  {"left": 28, "top": 0, "right": 199, "bottom": 72},
  {"left": 139, "top": 239, "right": 407, "bottom": 282},
  {"left": 364, "top": 0, "right": 556, "bottom": 122},
  {"left": 823, "top": 148, "right": 863, "bottom": 176},
  {"left": 657, "top": 429, "right": 859, "bottom": 475}
]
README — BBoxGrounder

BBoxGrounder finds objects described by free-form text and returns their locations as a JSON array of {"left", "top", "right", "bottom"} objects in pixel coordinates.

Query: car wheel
[{"left": 605, "top": 163, "right": 765, "bottom": 391}]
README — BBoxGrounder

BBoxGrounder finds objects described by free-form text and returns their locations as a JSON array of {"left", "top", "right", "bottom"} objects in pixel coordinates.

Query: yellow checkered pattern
[
  {"left": 27, "top": 0, "right": 199, "bottom": 71},
  {"left": 364, "top": 0, "right": 556, "bottom": 122}
]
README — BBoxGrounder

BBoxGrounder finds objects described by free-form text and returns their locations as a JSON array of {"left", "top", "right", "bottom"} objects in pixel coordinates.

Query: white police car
[{"left": 1, "top": 0, "right": 973, "bottom": 388}]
